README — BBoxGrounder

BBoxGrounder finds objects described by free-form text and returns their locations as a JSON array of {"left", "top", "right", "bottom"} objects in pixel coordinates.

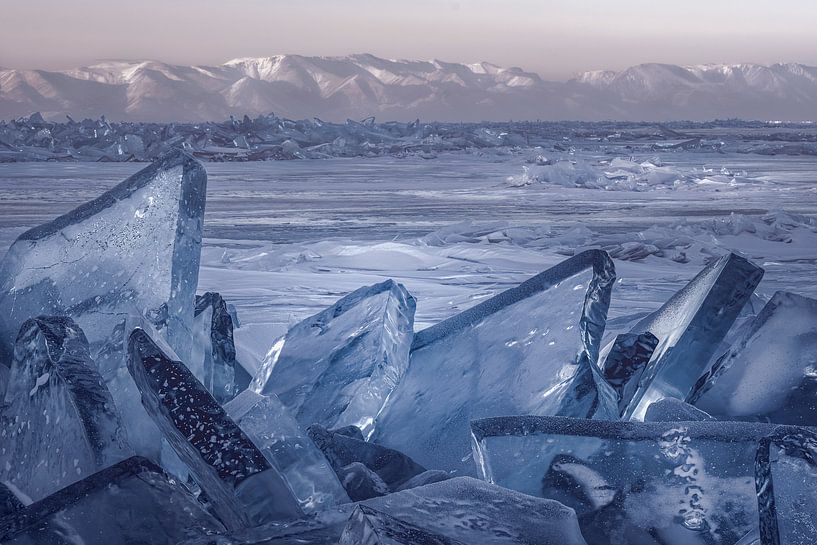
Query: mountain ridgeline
[{"left": 2, "top": 54, "right": 817, "bottom": 122}]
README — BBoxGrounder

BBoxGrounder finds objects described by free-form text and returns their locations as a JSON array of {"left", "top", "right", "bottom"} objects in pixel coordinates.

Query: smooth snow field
[{"left": 1, "top": 148, "right": 816, "bottom": 373}]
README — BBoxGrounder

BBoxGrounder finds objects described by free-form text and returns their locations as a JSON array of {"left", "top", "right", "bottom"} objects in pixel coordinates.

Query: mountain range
[{"left": 2, "top": 54, "right": 817, "bottom": 122}]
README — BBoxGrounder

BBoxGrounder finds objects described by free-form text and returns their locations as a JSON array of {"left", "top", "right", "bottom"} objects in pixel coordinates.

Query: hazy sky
[{"left": 2, "top": 0, "right": 817, "bottom": 79}]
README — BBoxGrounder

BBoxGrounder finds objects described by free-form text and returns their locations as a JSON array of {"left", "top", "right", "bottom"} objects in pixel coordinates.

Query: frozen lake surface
[{"left": 1, "top": 148, "right": 816, "bottom": 371}]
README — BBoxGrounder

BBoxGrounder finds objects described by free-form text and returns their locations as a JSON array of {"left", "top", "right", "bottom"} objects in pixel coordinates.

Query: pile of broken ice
[
  {"left": 6, "top": 112, "right": 816, "bottom": 163},
  {"left": 0, "top": 151, "right": 814, "bottom": 545}
]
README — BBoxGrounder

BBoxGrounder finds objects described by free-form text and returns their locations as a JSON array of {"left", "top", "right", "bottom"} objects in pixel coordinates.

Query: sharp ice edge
[
  {"left": 0, "top": 316, "right": 130, "bottom": 501},
  {"left": 126, "top": 327, "right": 302, "bottom": 530},
  {"left": 373, "top": 250, "right": 618, "bottom": 474}
]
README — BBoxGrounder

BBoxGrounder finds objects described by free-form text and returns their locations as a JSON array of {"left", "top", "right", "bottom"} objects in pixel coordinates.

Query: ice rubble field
[{"left": 0, "top": 139, "right": 814, "bottom": 544}]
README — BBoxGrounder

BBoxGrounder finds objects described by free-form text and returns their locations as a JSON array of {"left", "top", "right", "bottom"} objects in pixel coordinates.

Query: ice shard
[
  {"left": 600, "top": 332, "right": 658, "bottom": 415},
  {"left": 622, "top": 253, "right": 763, "bottom": 421},
  {"left": 254, "top": 280, "right": 415, "bottom": 438},
  {"left": 471, "top": 415, "right": 777, "bottom": 545},
  {"left": 224, "top": 390, "right": 350, "bottom": 512},
  {"left": 689, "top": 292, "right": 817, "bottom": 426},
  {"left": 339, "top": 505, "right": 466, "bottom": 545},
  {"left": 0, "top": 457, "right": 224, "bottom": 545},
  {"left": 127, "top": 328, "right": 302, "bottom": 530},
  {"left": 644, "top": 398, "right": 714, "bottom": 422},
  {"left": 374, "top": 250, "right": 618, "bottom": 474},
  {"left": 0, "top": 317, "right": 130, "bottom": 501},
  {"left": 308, "top": 424, "right": 428, "bottom": 493},
  {"left": 362, "top": 477, "right": 589, "bottom": 545},
  {"left": 755, "top": 427, "right": 817, "bottom": 545},
  {"left": 0, "top": 151, "right": 206, "bottom": 365},
  {"left": 191, "top": 292, "right": 247, "bottom": 404}
]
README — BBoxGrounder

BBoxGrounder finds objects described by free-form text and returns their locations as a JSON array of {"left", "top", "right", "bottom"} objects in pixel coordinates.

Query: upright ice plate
[
  {"left": 471, "top": 415, "right": 778, "bottom": 545},
  {"left": 622, "top": 253, "right": 763, "bottom": 421},
  {"left": 0, "top": 150, "right": 206, "bottom": 366},
  {"left": 689, "top": 292, "right": 817, "bottom": 425},
  {"left": 254, "top": 280, "right": 415, "bottom": 438},
  {"left": 0, "top": 457, "right": 224, "bottom": 545},
  {"left": 374, "top": 250, "right": 618, "bottom": 474},
  {"left": 127, "top": 328, "right": 302, "bottom": 531},
  {"left": 0, "top": 317, "right": 129, "bottom": 501},
  {"left": 755, "top": 427, "right": 817, "bottom": 545},
  {"left": 191, "top": 292, "right": 250, "bottom": 404}
]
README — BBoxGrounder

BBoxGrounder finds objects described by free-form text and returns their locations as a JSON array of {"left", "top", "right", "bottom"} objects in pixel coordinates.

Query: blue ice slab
[
  {"left": 374, "top": 250, "right": 618, "bottom": 474},
  {"left": 471, "top": 415, "right": 779, "bottom": 545},
  {"left": 127, "top": 328, "right": 302, "bottom": 531},
  {"left": 191, "top": 292, "right": 247, "bottom": 404},
  {"left": 756, "top": 427, "right": 817, "bottom": 545},
  {"left": 0, "top": 151, "right": 206, "bottom": 365},
  {"left": 0, "top": 316, "right": 130, "bottom": 501},
  {"left": 622, "top": 253, "right": 763, "bottom": 421},
  {"left": 224, "top": 390, "right": 350, "bottom": 512},
  {"left": 689, "top": 292, "right": 817, "bottom": 426},
  {"left": 339, "top": 505, "right": 466, "bottom": 545},
  {"left": 362, "top": 477, "right": 589, "bottom": 545},
  {"left": 254, "top": 280, "right": 415, "bottom": 439},
  {"left": 601, "top": 332, "right": 658, "bottom": 415},
  {"left": 0, "top": 456, "right": 224, "bottom": 545}
]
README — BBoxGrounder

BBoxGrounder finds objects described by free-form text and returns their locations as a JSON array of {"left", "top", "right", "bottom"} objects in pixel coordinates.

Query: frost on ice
[
  {"left": 471, "top": 415, "right": 775, "bottom": 545},
  {"left": 689, "top": 291, "right": 817, "bottom": 425},
  {"left": 0, "top": 456, "right": 224, "bottom": 545},
  {"left": 224, "top": 390, "right": 350, "bottom": 512},
  {"left": 0, "top": 316, "right": 129, "bottom": 501},
  {"left": 622, "top": 253, "right": 764, "bottom": 421},
  {"left": 126, "top": 328, "right": 302, "bottom": 530},
  {"left": 373, "top": 250, "right": 618, "bottom": 474},
  {"left": 253, "top": 279, "right": 415, "bottom": 438},
  {"left": 755, "top": 426, "right": 817, "bottom": 545}
]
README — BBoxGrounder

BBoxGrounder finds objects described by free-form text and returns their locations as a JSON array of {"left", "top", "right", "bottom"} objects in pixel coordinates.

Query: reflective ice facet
[
  {"left": 0, "top": 151, "right": 206, "bottom": 364},
  {"left": 689, "top": 292, "right": 817, "bottom": 425},
  {"left": 224, "top": 390, "right": 350, "bottom": 512},
  {"left": 0, "top": 317, "right": 129, "bottom": 501},
  {"left": 254, "top": 280, "right": 415, "bottom": 439},
  {"left": 623, "top": 253, "right": 763, "bottom": 421},
  {"left": 127, "top": 328, "right": 302, "bottom": 530},
  {"left": 471, "top": 415, "right": 776, "bottom": 545},
  {"left": 374, "top": 250, "right": 618, "bottom": 474}
]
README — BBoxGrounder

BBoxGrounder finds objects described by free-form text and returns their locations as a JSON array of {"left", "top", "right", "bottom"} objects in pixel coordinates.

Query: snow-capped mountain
[{"left": 1, "top": 55, "right": 816, "bottom": 122}]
